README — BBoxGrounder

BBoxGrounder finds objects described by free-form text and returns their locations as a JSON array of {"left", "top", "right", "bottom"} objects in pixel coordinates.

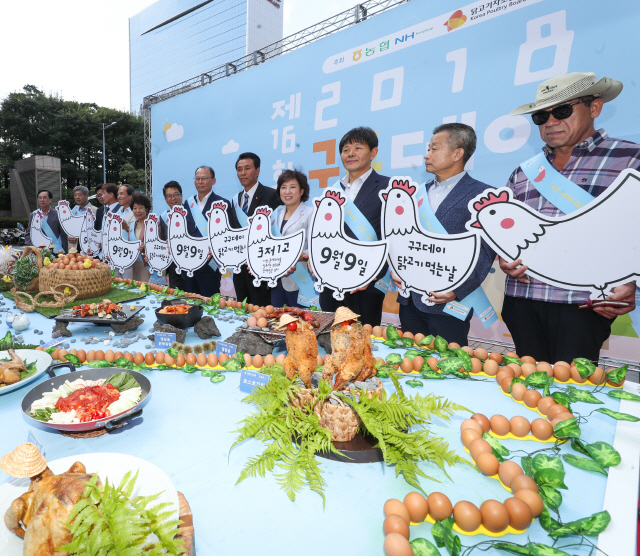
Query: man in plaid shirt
[{"left": 500, "top": 72, "right": 639, "bottom": 364}]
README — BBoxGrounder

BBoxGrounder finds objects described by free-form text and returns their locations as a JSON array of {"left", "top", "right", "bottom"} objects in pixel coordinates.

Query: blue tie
[{"left": 242, "top": 193, "right": 249, "bottom": 214}]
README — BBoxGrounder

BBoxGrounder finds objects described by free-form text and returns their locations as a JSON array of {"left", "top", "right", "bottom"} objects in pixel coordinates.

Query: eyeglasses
[
  {"left": 531, "top": 99, "right": 585, "bottom": 126},
  {"left": 194, "top": 177, "right": 213, "bottom": 182},
  {"left": 165, "top": 193, "right": 182, "bottom": 199}
]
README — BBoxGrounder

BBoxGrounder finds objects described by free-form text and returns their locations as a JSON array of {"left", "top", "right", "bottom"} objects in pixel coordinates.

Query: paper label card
[
  {"left": 239, "top": 369, "right": 270, "bottom": 393},
  {"left": 207, "top": 201, "right": 248, "bottom": 273},
  {"left": 216, "top": 341, "right": 237, "bottom": 358},
  {"left": 167, "top": 206, "right": 209, "bottom": 277},
  {"left": 155, "top": 332, "right": 176, "bottom": 349},
  {"left": 106, "top": 213, "right": 140, "bottom": 273},
  {"left": 29, "top": 209, "right": 53, "bottom": 248},
  {"left": 144, "top": 214, "right": 172, "bottom": 273},
  {"left": 246, "top": 206, "right": 305, "bottom": 287},
  {"left": 41, "top": 337, "right": 65, "bottom": 349}
]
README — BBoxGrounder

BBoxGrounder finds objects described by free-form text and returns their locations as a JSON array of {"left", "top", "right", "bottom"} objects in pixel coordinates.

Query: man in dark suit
[
  {"left": 393, "top": 123, "right": 495, "bottom": 345},
  {"left": 183, "top": 166, "right": 231, "bottom": 297},
  {"left": 317, "top": 127, "right": 391, "bottom": 327},
  {"left": 158, "top": 180, "right": 185, "bottom": 292},
  {"left": 228, "top": 152, "right": 282, "bottom": 306},
  {"left": 94, "top": 184, "right": 119, "bottom": 231},
  {"left": 24, "top": 189, "right": 68, "bottom": 252}
]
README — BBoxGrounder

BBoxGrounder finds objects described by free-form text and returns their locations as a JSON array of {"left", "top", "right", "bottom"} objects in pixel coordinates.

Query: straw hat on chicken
[
  {"left": 332, "top": 307, "right": 360, "bottom": 327},
  {"left": 273, "top": 313, "right": 299, "bottom": 330},
  {"left": 0, "top": 443, "right": 48, "bottom": 478}
]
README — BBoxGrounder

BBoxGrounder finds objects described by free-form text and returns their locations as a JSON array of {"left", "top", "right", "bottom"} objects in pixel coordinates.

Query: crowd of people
[{"left": 22, "top": 71, "right": 638, "bottom": 364}]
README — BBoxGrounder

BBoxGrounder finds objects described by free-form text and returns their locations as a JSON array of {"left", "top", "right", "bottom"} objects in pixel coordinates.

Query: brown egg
[
  {"left": 476, "top": 452, "right": 500, "bottom": 476},
  {"left": 505, "top": 351, "right": 519, "bottom": 359},
  {"left": 514, "top": 489, "right": 544, "bottom": 517},
  {"left": 76, "top": 350, "right": 87, "bottom": 363},
  {"left": 164, "top": 354, "right": 175, "bottom": 366},
  {"left": 520, "top": 363, "right": 537, "bottom": 378},
  {"left": 496, "top": 368, "right": 515, "bottom": 384},
  {"left": 500, "top": 376, "right": 513, "bottom": 393},
  {"left": 276, "top": 353, "right": 286, "bottom": 364},
  {"left": 534, "top": 361, "right": 552, "bottom": 377},
  {"left": 247, "top": 316, "right": 257, "bottom": 327},
  {"left": 504, "top": 497, "right": 533, "bottom": 530},
  {"left": 133, "top": 352, "right": 144, "bottom": 365},
  {"left": 383, "top": 499, "right": 410, "bottom": 523},
  {"left": 490, "top": 415, "right": 511, "bottom": 436},
  {"left": 51, "top": 349, "right": 59, "bottom": 361},
  {"left": 508, "top": 363, "right": 522, "bottom": 377},
  {"left": 588, "top": 367, "right": 605, "bottom": 385},
  {"left": 510, "top": 474, "right": 539, "bottom": 493},
  {"left": 547, "top": 404, "right": 569, "bottom": 420},
  {"left": 383, "top": 514, "right": 410, "bottom": 539},
  {"left": 498, "top": 461, "right": 524, "bottom": 488},
  {"left": 362, "top": 324, "right": 373, "bottom": 334},
  {"left": 471, "top": 413, "right": 491, "bottom": 433},
  {"left": 554, "top": 365, "right": 571, "bottom": 382},
  {"left": 176, "top": 353, "right": 185, "bottom": 367},
  {"left": 427, "top": 357, "right": 439, "bottom": 371},
  {"left": 522, "top": 389, "right": 542, "bottom": 409},
  {"left": 403, "top": 492, "right": 429, "bottom": 523},
  {"left": 264, "top": 354, "right": 276, "bottom": 366},
  {"left": 471, "top": 358, "right": 483, "bottom": 374},
  {"left": 531, "top": 419, "right": 554, "bottom": 440},
  {"left": 383, "top": 532, "right": 413, "bottom": 556},
  {"left": 105, "top": 349, "right": 115, "bottom": 361},
  {"left": 186, "top": 353, "right": 197, "bottom": 366},
  {"left": 470, "top": 438, "right": 493, "bottom": 461},
  {"left": 427, "top": 492, "right": 452, "bottom": 521},
  {"left": 555, "top": 360, "right": 570, "bottom": 369},
  {"left": 488, "top": 352, "right": 503, "bottom": 364},
  {"left": 537, "top": 396, "right": 556, "bottom": 414},
  {"left": 511, "top": 383, "right": 527, "bottom": 401},
  {"left": 474, "top": 347, "right": 488, "bottom": 360},
  {"left": 57, "top": 349, "right": 67, "bottom": 361},
  {"left": 125, "top": 352, "right": 135, "bottom": 362},
  {"left": 411, "top": 332, "right": 423, "bottom": 344},
  {"left": 218, "top": 353, "right": 229, "bottom": 363},
  {"left": 461, "top": 428, "right": 482, "bottom": 448},
  {"left": 570, "top": 366, "right": 588, "bottom": 383},
  {"left": 403, "top": 332, "right": 415, "bottom": 342},
  {"left": 461, "top": 419, "right": 483, "bottom": 434},
  {"left": 219, "top": 298, "right": 227, "bottom": 308},
  {"left": 399, "top": 358, "right": 413, "bottom": 373},
  {"left": 257, "top": 317, "right": 268, "bottom": 328},
  {"left": 243, "top": 353, "right": 252, "bottom": 367},
  {"left": 510, "top": 416, "right": 531, "bottom": 437},
  {"left": 109, "top": 351, "right": 120, "bottom": 360},
  {"left": 448, "top": 342, "right": 460, "bottom": 349},
  {"left": 265, "top": 305, "right": 275, "bottom": 314},
  {"left": 460, "top": 346, "right": 473, "bottom": 356},
  {"left": 312, "top": 354, "right": 321, "bottom": 367},
  {"left": 208, "top": 353, "right": 219, "bottom": 367},
  {"left": 95, "top": 350, "right": 105, "bottom": 360},
  {"left": 253, "top": 354, "right": 264, "bottom": 368},
  {"left": 480, "top": 500, "right": 510, "bottom": 533},
  {"left": 155, "top": 351, "right": 164, "bottom": 364},
  {"left": 195, "top": 352, "right": 207, "bottom": 367},
  {"left": 483, "top": 359, "right": 499, "bottom": 376},
  {"left": 372, "top": 326, "right": 383, "bottom": 337},
  {"left": 397, "top": 330, "right": 404, "bottom": 338},
  {"left": 554, "top": 412, "right": 574, "bottom": 422},
  {"left": 550, "top": 417, "right": 565, "bottom": 429},
  {"left": 68, "top": 348, "right": 78, "bottom": 356},
  {"left": 413, "top": 356, "right": 425, "bottom": 372},
  {"left": 453, "top": 501, "right": 482, "bottom": 532},
  {"left": 145, "top": 352, "right": 155, "bottom": 365},
  {"left": 519, "top": 355, "right": 536, "bottom": 365}
]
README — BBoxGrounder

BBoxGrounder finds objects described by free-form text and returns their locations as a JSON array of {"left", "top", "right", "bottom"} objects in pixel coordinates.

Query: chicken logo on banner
[
  {"left": 206, "top": 200, "right": 247, "bottom": 273},
  {"left": 380, "top": 177, "right": 481, "bottom": 305},
  {"left": 309, "top": 189, "right": 387, "bottom": 301},
  {"left": 167, "top": 206, "right": 208, "bottom": 277},
  {"left": 467, "top": 169, "right": 640, "bottom": 300},
  {"left": 144, "top": 213, "right": 171, "bottom": 273},
  {"left": 106, "top": 213, "right": 140, "bottom": 273},
  {"left": 246, "top": 206, "right": 304, "bottom": 287},
  {"left": 79, "top": 210, "right": 101, "bottom": 256},
  {"left": 29, "top": 210, "right": 53, "bottom": 248},
  {"left": 56, "top": 201, "right": 84, "bottom": 239}
]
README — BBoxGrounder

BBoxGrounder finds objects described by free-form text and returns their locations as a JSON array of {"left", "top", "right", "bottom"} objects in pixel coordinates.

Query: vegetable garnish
[{"left": 105, "top": 372, "right": 140, "bottom": 391}]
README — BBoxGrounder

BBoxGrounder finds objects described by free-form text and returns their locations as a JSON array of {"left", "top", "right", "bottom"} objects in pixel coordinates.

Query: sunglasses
[{"left": 531, "top": 99, "right": 585, "bottom": 126}]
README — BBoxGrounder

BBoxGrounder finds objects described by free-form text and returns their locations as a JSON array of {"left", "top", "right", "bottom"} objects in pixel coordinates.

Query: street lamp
[{"left": 102, "top": 121, "right": 117, "bottom": 183}]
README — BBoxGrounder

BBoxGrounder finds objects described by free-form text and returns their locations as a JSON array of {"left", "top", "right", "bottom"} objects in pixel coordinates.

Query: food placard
[
  {"left": 106, "top": 213, "right": 140, "bottom": 273},
  {"left": 308, "top": 189, "right": 388, "bottom": 301},
  {"left": 206, "top": 200, "right": 248, "bottom": 273},
  {"left": 246, "top": 206, "right": 305, "bottom": 287},
  {"left": 166, "top": 206, "right": 209, "bottom": 277},
  {"left": 143, "top": 214, "right": 172, "bottom": 273}
]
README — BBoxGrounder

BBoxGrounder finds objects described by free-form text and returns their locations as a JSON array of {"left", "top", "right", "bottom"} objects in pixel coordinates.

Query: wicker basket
[
  {"left": 15, "top": 247, "right": 42, "bottom": 293},
  {"left": 39, "top": 263, "right": 112, "bottom": 301},
  {"left": 314, "top": 399, "right": 361, "bottom": 442}
]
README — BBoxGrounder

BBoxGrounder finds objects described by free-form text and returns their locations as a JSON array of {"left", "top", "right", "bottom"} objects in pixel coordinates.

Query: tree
[{"left": 119, "top": 163, "right": 146, "bottom": 190}]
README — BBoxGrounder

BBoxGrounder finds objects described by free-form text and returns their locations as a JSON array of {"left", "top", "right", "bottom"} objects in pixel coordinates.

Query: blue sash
[
  {"left": 270, "top": 206, "right": 318, "bottom": 307},
  {"left": 161, "top": 210, "right": 169, "bottom": 226},
  {"left": 188, "top": 196, "right": 218, "bottom": 271},
  {"left": 40, "top": 213, "right": 63, "bottom": 252},
  {"left": 416, "top": 183, "right": 497, "bottom": 327},
  {"left": 231, "top": 195, "right": 249, "bottom": 228}
]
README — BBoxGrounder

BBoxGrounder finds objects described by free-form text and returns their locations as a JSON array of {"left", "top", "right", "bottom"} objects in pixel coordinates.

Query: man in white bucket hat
[{"left": 499, "top": 72, "right": 639, "bottom": 364}]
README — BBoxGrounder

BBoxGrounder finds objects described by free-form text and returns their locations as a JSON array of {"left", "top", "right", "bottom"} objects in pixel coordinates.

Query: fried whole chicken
[
  {"left": 4, "top": 462, "right": 99, "bottom": 556},
  {"left": 322, "top": 322, "right": 376, "bottom": 390},
  {"left": 0, "top": 349, "right": 27, "bottom": 386},
  {"left": 283, "top": 322, "right": 318, "bottom": 388}
]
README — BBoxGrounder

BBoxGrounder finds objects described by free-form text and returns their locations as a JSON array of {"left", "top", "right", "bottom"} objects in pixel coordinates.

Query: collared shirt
[
  {"left": 73, "top": 203, "right": 97, "bottom": 216},
  {"left": 108, "top": 201, "right": 119, "bottom": 213},
  {"left": 341, "top": 167, "right": 373, "bottom": 202},
  {"left": 40, "top": 208, "right": 51, "bottom": 223},
  {"left": 505, "top": 129, "right": 640, "bottom": 304},
  {"left": 240, "top": 183, "right": 259, "bottom": 212},
  {"left": 427, "top": 171, "right": 467, "bottom": 213},
  {"left": 196, "top": 190, "right": 213, "bottom": 212}
]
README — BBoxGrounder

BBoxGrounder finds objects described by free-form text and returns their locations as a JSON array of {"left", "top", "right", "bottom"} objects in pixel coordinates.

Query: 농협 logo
[{"left": 444, "top": 9, "right": 467, "bottom": 32}]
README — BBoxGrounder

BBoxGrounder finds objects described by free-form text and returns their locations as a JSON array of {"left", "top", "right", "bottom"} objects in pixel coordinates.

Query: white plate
[
  {"left": 0, "top": 452, "right": 179, "bottom": 555},
  {"left": 0, "top": 349, "right": 52, "bottom": 396}
]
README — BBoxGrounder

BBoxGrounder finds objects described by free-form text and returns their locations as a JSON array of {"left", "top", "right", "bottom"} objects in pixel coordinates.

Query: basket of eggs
[{"left": 39, "top": 250, "right": 112, "bottom": 300}]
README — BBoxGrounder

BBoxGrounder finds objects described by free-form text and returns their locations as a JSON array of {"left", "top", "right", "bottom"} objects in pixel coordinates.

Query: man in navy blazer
[
  {"left": 318, "top": 127, "right": 391, "bottom": 326},
  {"left": 393, "top": 123, "right": 495, "bottom": 345},
  {"left": 183, "top": 165, "right": 231, "bottom": 297}
]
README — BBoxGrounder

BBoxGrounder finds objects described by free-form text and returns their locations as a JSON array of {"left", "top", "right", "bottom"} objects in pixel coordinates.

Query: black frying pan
[{"left": 155, "top": 297, "right": 203, "bottom": 328}]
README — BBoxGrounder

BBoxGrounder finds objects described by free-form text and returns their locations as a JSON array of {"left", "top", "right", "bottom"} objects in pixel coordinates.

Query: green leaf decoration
[
  {"left": 543, "top": 382, "right": 551, "bottom": 399},
  {"left": 63, "top": 353, "right": 81, "bottom": 365},
  {"left": 454, "top": 348, "right": 473, "bottom": 371},
  {"left": 434, "top": 335, "right": 448, "bottom": 354},
  {"left": 450, "top": 370, "right": 469, "bottom": 379},
  {"left": 573, "top": 357, "right": 596, "bottom": 373},
  {"left": 443, "top": 527, "right": 461, "bottom": 556},
  {"left": 201, "top": 369, "right": 217, "bottom": 377},
  {"left": 386, "top": 353, "right": 402, "bottom": 366},
  {"left": 386, "top": 325, "right": 400, "bottom": 341},
  {"left": 132, "top": 364, "right": 147, "bottom": 372},
  {"left": 553, "top": 417, "right": 581, "bottom": 439},
  {"left": 525, "top": 371, "right": 551, "bottom": 388},
  {"left": 509, "top": 377, "right": 526, "bottom": 393},
  {"left": 45, "top": 346, "right": 56, "bottom": 355},
  {"left": 532, "top": 454, "right": 567, "bottom": 489},
  {"left": 182, "top": 365, "right": 198, "bottom": 374},
  {"left": 221, "top": 357, "right": 242, "bottom": 372},
  {"left": 410, "top": 538, "right": 442, "bottom": 556},
  {"left": 420, "top": 370, "right": 446, "bottom": 380},
  {"left": 574, "top": 361, "right": 593, "bottom": 379},
  {"left": 383, "top": 339, "right": 403, "bottom": 348},
  {"left": 492, "top": 543, "right": 532, "bottom": 555},
  {"left": 482, "top": 432, "right": 510, "bottom": 461},
  {"left": 431, "top": 520, "right": 448, "bottom": 548},
  {"left": 607, "top": 390, "right": 640, "bottom": 402},
  {"left": 585, "top": 441, "right": 621, "bottom": 468},
  {"left": 155, "top": 364, "right": 173, "bottom": 370},
  {"left": 404, "top": 349, "right": 424, "bottom": 360},
  {"left": 549, "top": 510, "right": 611, "bottom": 537},
  {"left": 570, "top": 438, "right": 591, "bottom": 458},
  {"left": 595, "top": 407, "right": 640, "bottom": 422},
  {"left": 502, "top": 355, "right": 521, "bottom": 365},
  {"left": 418, "top": 334, "right": 434, "bottom": 347},
  {"left": 538, "top": 503, "right": 561, "bottom": 533},
  {"left": 521, "top": 456, "right": 534, "bottom": 478},
  {"left": 566, "top": 385, "right": 603, "bottom": 404},
  {"left": 210, "top": 293, "right": 221, "bottom": 306},
  {"left": 437, "top": 358, "right": 465, "bottom": 374},
  {"left": 526, "top": 543, "right": 572, "bottom": 556},
  {"left": 406, "top": 379, "right": 424, "bottom": 388},
  {"left": 167, "top": 347, "right": 178, "bottom": 359},
  {"left": 87, "top": 360, "right": 112, "bottom": 368},
  {"left": 551, "top": 391, "right": 572, "bottom": 408},
  {"left": 606, "top": 365, "right": 627, "bottom": 385},
  {"left": 538, "top": 484, "right": 562, "bottom": 510},
  {"left": 210, "top": 373, "right": 225, "bottom": 383},
  {"left": 377, "top": 370, "right": 389, "bottom": 379},
  {"left": 562, "top": 454, "right": 607, "bottom": 476},
  {"left": 113, "top": 357, "right": 134, "bottom": 369}
]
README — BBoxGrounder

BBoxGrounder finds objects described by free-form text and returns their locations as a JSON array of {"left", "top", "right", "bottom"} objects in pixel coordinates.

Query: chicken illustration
[
  {"left": 282, "top": 319, "right": 318, "bottom": 389},
  {"left": 167, "top": 205, "right": 208, "bottom": 277},
  {"left": 246, "top": 206, "right": 304, "bottom": 287},
  {"left": 101, "top": 213, "right": 112, "bottom": 263},
  {"left": 29, "top": 210, "right": 53, "bottom": 248},
  {"left": 467, "top": 169, "right": 640, "bottom": 299},
  {"left": 206, "top": 200, "right": 248, "bottom": 273},
  {"left": 380, "top": 177, "right": 480, "bottom": 305},
  {"left": 533, "top": 165, "right": 546, "bottom": 183},
  {"left": 56, "top": 201, "right": 84, "bottom": 239},
  {"left": 309, "top": 189, "right": 388, "bottom": 301},
  {"left": 142, "top": 213, "right": 172, "bottom": 273},
  {"left": 444, "top": 9, "right": 467, "bottom": 32},
  {"left": 106, "top": 213, "right": 140, "bottom": 273},
  {"left": 79, "top": 210, "right": 100, "bottom": 256}
]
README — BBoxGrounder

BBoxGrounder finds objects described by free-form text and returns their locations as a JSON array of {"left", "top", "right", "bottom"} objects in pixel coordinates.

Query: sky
[{"left": 0, "top": 0, "right": 357, "bottom": 113}]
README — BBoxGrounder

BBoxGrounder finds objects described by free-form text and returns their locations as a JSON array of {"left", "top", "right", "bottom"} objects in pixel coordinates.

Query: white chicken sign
[
  {"left": 106, "top": 213, "right": 140, "bottom": 273},
  {"left": 309, "top": 189, "right": 388, "bottom": 300},
  {"left": 143, "top": 213, "right": 172, "bottom": 273},
  {"left": 56, "top": 201, "right": 84, "bottom": 239},
  {"left": 79, "top": 210, "right": 101, "bottom": 256},
  {"left": 206, "top": 200, "right": 248, "bottom": 274},
  {"left": 380, "top": 177, "right": 481, "bottom": 305},
  {"left": 166, "top": 205, "right": 209, "bottom": 277},
  {"left": 29, "top": 210, "right": 53, "bottom": 248},
  {"left": 467, "top": 168, "right": 640, "bottom": 300},
  {"left": 246, "top": 206, "right": 305, "bottom": 287}
]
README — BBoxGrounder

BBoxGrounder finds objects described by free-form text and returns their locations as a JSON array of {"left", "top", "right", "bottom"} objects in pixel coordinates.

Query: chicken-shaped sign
[
  {"left": 167, "top": 205, "right": 208, "bottom": 277},
  {"left": 101, "top": 212, "right": 112, "bottom": 264},
  {"left": 144, "top": 213, "right": 172, "bottom": 274},
  {"left": 246, "top": 206, "right": 304, "bottom": 287},
  {"left": 79, "top": 210, "right": 101, "bottom": 256},
  {"left": 467, "top": 168, "right": 640, "bottom": 300},
  {"left": 206, "top": 200, "right": 247, "bottom": 274},
  {"left": 106, "top": 213, "right": 140, "bottom": 273},
  {"left": 309, "top": 189, "right": 388, "bottom": 301},
  {"left": 29, "top": 210, "right": 53, "bottom": 248},
  {"left": 380, "top": 177, "right": 480, "bottom": 305},
  {"left": 56, "top": 201, "right": 84, "bottom": 239}
]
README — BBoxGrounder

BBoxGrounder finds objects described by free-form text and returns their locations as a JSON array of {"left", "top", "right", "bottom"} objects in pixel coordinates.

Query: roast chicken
[
  {"left": 283, "top": 323, "right": 318, "bottom": 388},
  {"left": 0, "top": 349, "right": 27, "bottom": 386},
  {"left": 322, "top": 324, "right": 376, "bottom": 390}
]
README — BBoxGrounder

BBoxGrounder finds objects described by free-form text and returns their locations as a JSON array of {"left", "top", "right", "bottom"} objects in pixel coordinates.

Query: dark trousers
[
  {"left": 167, "top": 263, "right": 185, "bottom": 291},
  {"left": 184, "top": 264, "right": 221, "bottom": 298},
  {"left": 502, "top": 296, "right": 612, "bottom": 364},
  {"left": 320, "top": 285, "right": 385, "bottom": 327},
  {"left": 399, "top": 300, "right": 472, "bottom": 346},
  {"left": 271, "top": 282, "right": 302, "bottom": 308},
  {"left": 233, "top": 265, "right": 272, "bottom": 307}
]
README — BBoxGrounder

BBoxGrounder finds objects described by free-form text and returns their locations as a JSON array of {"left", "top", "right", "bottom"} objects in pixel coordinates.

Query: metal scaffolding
[{"left": 142, "top": 0, "right": 412, "bottom": 193}]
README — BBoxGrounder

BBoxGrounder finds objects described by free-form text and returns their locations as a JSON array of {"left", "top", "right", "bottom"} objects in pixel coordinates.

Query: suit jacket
[
  {"left": 183, "top": 191, "right": 231, "bottom": 238},
  {"left": 274, "top": 203, "right": 314, "bottom": 292},
  {"left": 94, "top": 203, "right": 121, "bottom": 231},
  {"left": 228, "top": 183, "right": 282, "bottom": 229},
  {"left": 25, "top": 208, "right": 68, "bottom": 252},
  {"left": 397, "top": 173, "right": 496, "bottom": 315}
]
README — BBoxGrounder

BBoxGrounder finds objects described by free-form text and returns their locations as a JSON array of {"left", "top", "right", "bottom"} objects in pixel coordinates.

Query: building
[{"left": 129, "top": 0, "right": 283, "bottom": 112}]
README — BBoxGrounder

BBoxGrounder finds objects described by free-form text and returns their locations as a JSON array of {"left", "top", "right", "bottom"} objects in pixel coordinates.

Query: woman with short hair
[{"left": 130, "top": 193, "right": 152, "bottom": 283}]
